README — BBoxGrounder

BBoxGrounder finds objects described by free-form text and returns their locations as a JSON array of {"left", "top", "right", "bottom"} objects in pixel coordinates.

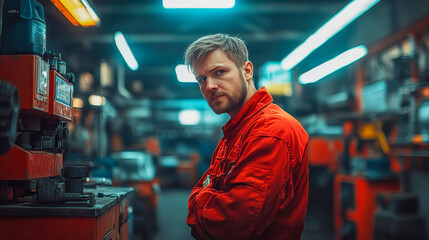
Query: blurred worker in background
[{"left": 184, "top": 33, "right": 309, "bottom": 240}]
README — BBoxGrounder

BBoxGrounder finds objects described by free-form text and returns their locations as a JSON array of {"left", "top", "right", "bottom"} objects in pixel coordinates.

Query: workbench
[{"left": 0, "top": 186, "right": 135, "bottom": 240}]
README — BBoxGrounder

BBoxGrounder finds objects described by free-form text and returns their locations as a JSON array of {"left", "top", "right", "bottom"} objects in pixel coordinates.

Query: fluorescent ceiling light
[
  {"left": 281, "top": 0, "right": 380, "bottom": 70},
  {"left": 298, "top": 45, "right": 368, "bottom": 84},
  {"left": 114, "top": 32, "right": 139, "bottom": 71},
  {"left": 50, "top": 0, "right": 100, "bottom": 27},
  {"left": 89, "top": 95, "right": 106, "bottom": 106},
  {"left": 179, "top": 110, "right": 201, "bottom": 125},
  {"left": 163, "top": 0, "right": 235, "bottom": 8},
  {"left": 176, "top": 64, "right": 197, "bottom": 83}
]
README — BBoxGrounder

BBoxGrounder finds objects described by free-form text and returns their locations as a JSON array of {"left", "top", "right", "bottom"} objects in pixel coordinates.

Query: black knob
[
  {"left": 63, "top": 166, "right": 86, "bottom": 178},
  {"left": 63, "top": 166, "right": 86, "bottom": 194}
]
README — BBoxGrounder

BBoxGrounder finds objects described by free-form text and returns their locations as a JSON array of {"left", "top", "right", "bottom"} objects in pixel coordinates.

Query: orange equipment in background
[
  {"left": 334, "top": 174, "right": 400, "bottom": 240},
  {"left": 308, "top": 137, "right": 343, "bottom": 172}
]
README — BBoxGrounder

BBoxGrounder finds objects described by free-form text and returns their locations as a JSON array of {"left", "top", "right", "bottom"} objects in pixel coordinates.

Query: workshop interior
[{"left": 0, "top": 0, "right": 428, "bottom": 239}]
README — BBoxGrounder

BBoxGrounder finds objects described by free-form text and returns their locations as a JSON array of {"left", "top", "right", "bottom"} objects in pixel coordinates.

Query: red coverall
[{"left": 187, "top": 87, "right": 309, "bottom": 240}]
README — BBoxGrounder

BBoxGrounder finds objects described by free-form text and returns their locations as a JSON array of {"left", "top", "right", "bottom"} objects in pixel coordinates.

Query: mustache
[{"left": 209, "top": 91, "right": 225, "bottom": 100}]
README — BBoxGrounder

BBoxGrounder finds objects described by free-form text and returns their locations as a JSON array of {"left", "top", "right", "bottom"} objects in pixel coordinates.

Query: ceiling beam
[{"left": 59, "top": 31, "right": 306, "bottom": 44}]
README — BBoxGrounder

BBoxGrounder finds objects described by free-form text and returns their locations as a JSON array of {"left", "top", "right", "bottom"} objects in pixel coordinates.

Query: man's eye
[
  {"left": 216, "top": 70, "right": 225, "bottom": 75},
  {"left": 197, "top": 77, "right": 206, "bottom": 83}
]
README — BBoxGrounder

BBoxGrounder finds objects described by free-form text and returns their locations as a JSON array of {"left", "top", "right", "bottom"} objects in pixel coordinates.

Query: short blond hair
[{"left": 184, "top": 33, "right": 249, "bottom": 71}]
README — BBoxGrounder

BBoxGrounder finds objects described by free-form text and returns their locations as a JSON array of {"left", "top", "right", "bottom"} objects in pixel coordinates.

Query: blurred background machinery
[
  {"left": 305, "top": 15, "right": 429, "bottom": 240},
  {"left": 0, "top": 1, "right": 134, "bottom": 239}
]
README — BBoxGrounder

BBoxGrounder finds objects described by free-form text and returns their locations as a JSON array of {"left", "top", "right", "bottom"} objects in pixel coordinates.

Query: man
[{"left": 185, "top": 34, "right": 309, "bottom": 240}]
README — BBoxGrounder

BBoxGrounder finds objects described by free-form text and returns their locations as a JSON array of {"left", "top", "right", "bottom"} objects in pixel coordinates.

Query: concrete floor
[{"left": 152, "top": 189, "right": 192, "bottom": 240}]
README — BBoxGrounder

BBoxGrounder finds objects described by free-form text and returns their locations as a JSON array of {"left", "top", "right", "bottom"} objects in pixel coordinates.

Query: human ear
[{"left": 243, "top": 61, "right": 253, "bottom": 81}]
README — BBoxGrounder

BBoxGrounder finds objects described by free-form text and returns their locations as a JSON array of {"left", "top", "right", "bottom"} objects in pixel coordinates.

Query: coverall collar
[{"left": 222, "top": 87, "right": 273, "bottom": 141}]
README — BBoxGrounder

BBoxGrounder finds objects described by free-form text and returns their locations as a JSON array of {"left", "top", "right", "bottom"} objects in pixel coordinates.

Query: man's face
[{"left": 193, "top": 50, "right": 250, "bottom": 117}]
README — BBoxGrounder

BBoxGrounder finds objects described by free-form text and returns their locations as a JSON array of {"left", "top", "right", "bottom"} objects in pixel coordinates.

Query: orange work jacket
[{"left": 187, "top": 87, "right": 309, "bottom": 240}]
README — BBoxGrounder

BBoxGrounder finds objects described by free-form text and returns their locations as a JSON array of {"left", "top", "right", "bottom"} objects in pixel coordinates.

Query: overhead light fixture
[
  {"left": 50, "top": 0, "right": 100, "bottom": 27},
  {"left": 89, "top": 94, "right": 106, "bottom": 106},
  {"left": 72, "top": 97, "right": 84, "bottom": 108},
  {"left": 114, "top": 32, "right": 139, "bottom": 71},
  {"left": 176, "top": 64, "right": 197, "bottom": 83},
  {"left": 163, "top": 0, "right": 235, "bottom": 8},
  {"left": 281, "top": 0, "right": 380, "bottom": 70},
  {"left": 298, "top": 45, "right": 368, "bottom": 85},
  {"left": 179, "top": 110, "right": 201, "bottom": 125}
]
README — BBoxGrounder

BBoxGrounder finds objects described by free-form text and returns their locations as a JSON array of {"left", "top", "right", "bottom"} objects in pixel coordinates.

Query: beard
[{"left": 208, "top": 73, "right": 247, "bottom": 115}]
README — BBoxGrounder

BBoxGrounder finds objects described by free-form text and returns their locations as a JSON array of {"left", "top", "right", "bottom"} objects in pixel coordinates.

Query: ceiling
[{"left": 39, "top": 0, "right": 349, "bottom": 100}]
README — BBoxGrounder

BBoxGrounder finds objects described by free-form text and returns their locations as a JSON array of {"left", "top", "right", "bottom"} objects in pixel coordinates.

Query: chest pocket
[
  {"left": 211, "top": 136, "right": 241, "bottom": 190},
  {"left": 212, "top": 141, "right": 227, "bottom": 175}
]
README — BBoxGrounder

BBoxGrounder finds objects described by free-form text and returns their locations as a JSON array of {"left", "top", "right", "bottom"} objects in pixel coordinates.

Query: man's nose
[{"left": 205, "top": 77, "right": 218, "bottom": 91}]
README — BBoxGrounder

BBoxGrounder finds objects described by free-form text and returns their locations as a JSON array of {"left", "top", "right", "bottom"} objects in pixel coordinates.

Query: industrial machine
[
  {"left": 111, "top": 151, "right": 160, "bottom": 239},
  {"left": 334, "top": 171, "right": 400, "bottom": 240},
  {"left": 333, "top": 116, "right": 401, "bottom": 240},
  {"left": 0, "top": 1, "right": 134, "bottom": 239},
  {"left": 374, "top": 193, "right": 426, "bottom": 240},
  {"left": 334, "top": 15, "right": 429, "bottom": 240}
]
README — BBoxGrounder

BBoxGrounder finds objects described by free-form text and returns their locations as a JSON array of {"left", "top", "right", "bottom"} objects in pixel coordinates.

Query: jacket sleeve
[
  {"left": 188, "top": 136, "right": 294, "bottom": 240},
  {"left": 187, "top": 170, "right": 208, "bottom": 230},
  {"left": 187, "top": 144, "right": 218, "bottom": 236}
]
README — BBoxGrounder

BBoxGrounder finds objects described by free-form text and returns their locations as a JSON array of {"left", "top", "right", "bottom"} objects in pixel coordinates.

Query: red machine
[
  {"left": 0, "top": 55, "right": 68, "bottom": 181},
  {"left": 0, "top": 1, "right": 134, "bottom": 239},
  {"left": 0, "top": 51, "right": 134, "bottom": 240},
  {"left": 334, "top": 174, "right": 400, "bottom": 240},
  {"left": 308, "top": 137, "right": 343, "bottom": 172},
  {"left": 0, "top": 185, "right": 132, "bottom": 240}
]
